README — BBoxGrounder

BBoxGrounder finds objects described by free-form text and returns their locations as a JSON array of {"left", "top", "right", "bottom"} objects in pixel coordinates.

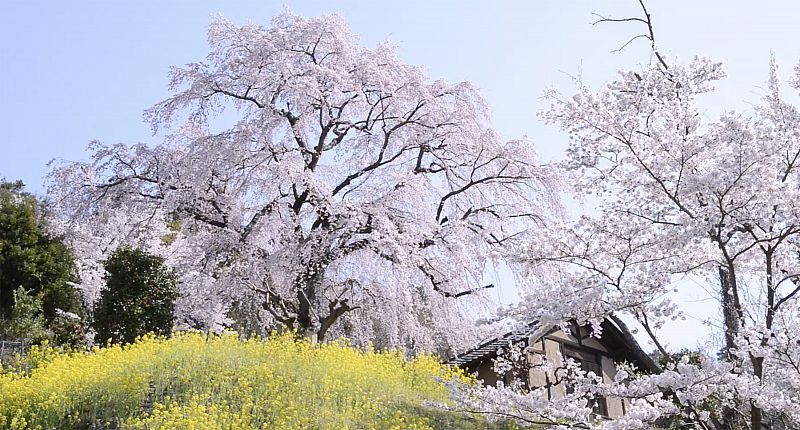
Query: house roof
[
  {"left": 450, "top": 320, "right": 542, "bottom": 367},
  {"left": 451, "top": 317, "right": 661, "bottom": 374}
]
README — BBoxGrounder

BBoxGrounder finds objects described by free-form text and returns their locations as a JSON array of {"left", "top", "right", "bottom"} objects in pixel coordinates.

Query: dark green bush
[{"left": 93, "top": 248, "right": 178, "bottom": 344}]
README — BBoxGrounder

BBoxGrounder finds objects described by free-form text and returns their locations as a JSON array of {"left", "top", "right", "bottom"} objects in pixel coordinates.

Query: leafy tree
[
  {"left": 0, "top": 180, "right": 83, "bottom": 342},
  {"left": 93, "top": 247, "right": 178, "bottom": 344},
  {"left": 0, "top": 287, "right": 51, "bottom": 344},
  {"left": 48, "top": 12, "right": 559, "bottom": 350}
]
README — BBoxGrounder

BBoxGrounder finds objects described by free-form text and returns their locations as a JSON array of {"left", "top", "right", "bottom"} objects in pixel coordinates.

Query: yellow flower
[{"left": 0, "top": 331, "right": 475, "bottom": 430}]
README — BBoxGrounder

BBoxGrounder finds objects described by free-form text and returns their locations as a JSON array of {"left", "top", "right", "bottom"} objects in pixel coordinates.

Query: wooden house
[{"left": 451, "top": 318, "right": 660, "bottom": 419}]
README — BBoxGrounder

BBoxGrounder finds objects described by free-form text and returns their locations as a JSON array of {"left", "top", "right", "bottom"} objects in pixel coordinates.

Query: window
[{"left": 562, "top": 344, "right": 608, "bottom": 417}]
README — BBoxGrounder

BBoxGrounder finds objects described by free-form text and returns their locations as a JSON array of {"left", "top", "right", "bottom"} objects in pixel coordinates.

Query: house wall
[
  {"left": 542, "top": 337, "right": 565, "bottom": 398},
  {"left": 601, "top": 355, "right": 624, "bottom": 418},
  {"left": 526, "top": 329, "right": 625, "bottom": 419},
  {"left": 464, "top": 327, "right": 629, "bottom": 419}
]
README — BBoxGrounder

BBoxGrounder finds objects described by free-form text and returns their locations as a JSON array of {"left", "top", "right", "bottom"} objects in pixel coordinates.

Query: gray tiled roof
[{"left": 450, "top": 321, "right": 540, "bottom": 366}]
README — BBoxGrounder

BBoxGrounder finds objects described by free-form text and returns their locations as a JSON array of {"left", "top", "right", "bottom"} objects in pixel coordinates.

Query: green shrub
[
  {"left": 0, "top": 287, "right": 50, "bottom": 344},
  {"left": 93, "top": 248, "right": 178, "bottom": 344}
]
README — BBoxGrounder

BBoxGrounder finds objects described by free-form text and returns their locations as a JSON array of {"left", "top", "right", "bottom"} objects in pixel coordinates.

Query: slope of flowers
[{"left": 0, "top": 332, "right": 504, "bottom": 430}]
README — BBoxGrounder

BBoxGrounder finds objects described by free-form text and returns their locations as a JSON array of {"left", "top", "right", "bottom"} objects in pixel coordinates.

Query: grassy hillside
[{"left": 0, "top": 332, "right": 518, "bottom": 430}]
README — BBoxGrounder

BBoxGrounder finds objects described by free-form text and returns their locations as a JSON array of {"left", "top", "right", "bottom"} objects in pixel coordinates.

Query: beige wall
[
  {"left": 542, "top": 337, "right": 565, "bottom": 398},
  {"left": 530, "top": 329, "right": 623, "bottom": 419},
  {"left": 601, "top": 355, "right": 624, "bottom": 418}
]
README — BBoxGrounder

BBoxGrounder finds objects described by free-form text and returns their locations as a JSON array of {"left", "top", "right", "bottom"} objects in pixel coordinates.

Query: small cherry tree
[{"left": 492, "top": 4, "right": 800, "bottom": 429}]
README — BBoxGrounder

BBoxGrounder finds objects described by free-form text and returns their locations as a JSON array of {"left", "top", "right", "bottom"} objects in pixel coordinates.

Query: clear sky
[{"left": 2, "top": 0, "right": 800, "bottom": 350}]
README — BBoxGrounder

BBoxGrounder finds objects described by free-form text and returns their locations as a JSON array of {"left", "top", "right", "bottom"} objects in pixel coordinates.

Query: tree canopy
[
  {"left": 48, "top": 12, "right": 560, "bottom": 352},
  {"left": 477, "top": 5, "right": 800, "bottom": 429}
]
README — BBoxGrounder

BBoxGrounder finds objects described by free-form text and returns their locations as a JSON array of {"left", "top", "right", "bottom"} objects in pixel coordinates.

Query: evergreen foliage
[
  {"left": 1, "top": 288, "right": 50, "bottom": 344},
  {"left": 93, "top": 248, "right": 178, "bottom": 344},
  {"left": 0, "top": 180, "right": 83, "bottom": 343}
]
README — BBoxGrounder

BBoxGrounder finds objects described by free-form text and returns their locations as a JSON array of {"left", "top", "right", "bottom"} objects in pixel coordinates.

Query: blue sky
[
  {"left": 2, "top": 0, "right": 800, "bottom": 349},
  {"left": 10, "top": 0, "right": 800, "bottom": 193}
]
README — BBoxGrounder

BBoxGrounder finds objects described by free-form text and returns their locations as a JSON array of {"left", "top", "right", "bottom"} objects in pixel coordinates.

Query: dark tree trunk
[
  {"left": 719, "top": 266, "right": 745, "bottom": 430},
  {"left": 295, "top": 264, "right": 322, "bottom": 338}
]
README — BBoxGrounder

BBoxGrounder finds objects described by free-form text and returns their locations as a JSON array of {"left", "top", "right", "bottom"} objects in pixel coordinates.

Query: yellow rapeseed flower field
[{"left": 0, "top": 332, "right": 514, "bottom": 430}]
